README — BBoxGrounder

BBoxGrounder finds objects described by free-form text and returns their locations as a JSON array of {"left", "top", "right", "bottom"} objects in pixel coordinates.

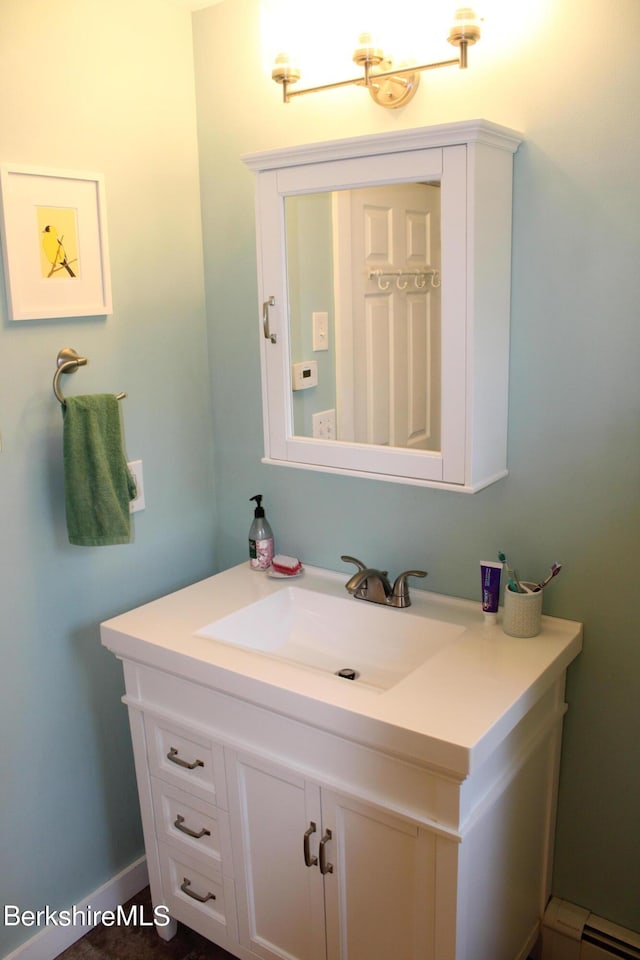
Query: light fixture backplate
[{"left": 368, "top": 69, "right": 420, "bottom": 109}]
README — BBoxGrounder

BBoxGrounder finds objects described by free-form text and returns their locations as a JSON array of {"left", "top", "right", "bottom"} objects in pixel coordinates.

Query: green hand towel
[{"left": 63, "top": 394, "right": 137, "bottom": 546}]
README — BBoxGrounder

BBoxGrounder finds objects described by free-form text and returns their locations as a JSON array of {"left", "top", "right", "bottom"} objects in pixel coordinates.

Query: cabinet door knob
[
  {"left": 167, "top": 746, "right": 204, "bottom": 770},
  {"left": 180, "top": 877, "right": 216, "bottom": 903},
  {"left": 174, "top": 814, "right": 211, "bottom": 840},
  {"left": 303, "top": 821, "right": 318, "bottom": 867},
  {"left": 319, "top": 828, "right": 333, "bottom": 875}
]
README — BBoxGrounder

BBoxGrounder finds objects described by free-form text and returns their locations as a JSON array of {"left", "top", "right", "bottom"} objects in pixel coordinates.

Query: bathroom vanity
[{"left": 101, "top": 563, "right": 582, "bottom": 960}]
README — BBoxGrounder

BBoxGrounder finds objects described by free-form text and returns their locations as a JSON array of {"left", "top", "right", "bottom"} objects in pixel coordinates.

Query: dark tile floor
[
  {"left": 55, "top": 885, "right": 540, "bottom": 959},
  {"left": 56, "top": 888, "right": 234, "bottom": 960}
]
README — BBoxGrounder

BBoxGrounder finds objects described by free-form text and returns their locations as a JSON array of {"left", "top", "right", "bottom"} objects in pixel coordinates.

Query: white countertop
[{"left": 100, "top": 562, "right": 582, "bottom": 778}]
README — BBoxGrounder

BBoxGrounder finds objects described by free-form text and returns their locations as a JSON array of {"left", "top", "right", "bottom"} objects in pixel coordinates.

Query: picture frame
[{"left": 0, "top": 164, "right": 112, "bottom": 321}]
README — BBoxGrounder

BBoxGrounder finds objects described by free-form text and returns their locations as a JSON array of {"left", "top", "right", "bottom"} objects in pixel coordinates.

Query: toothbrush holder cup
[{"left": 502, "top": 582, "right": 543, "bottom": 638}]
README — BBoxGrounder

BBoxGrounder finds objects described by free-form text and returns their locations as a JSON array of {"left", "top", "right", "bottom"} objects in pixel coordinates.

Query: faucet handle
[
  {"left": 391, "top": 570, "right": 427, "bottom": 608},
  {"left": 341, "top": 555, "right": 368, "bottom": 572}
]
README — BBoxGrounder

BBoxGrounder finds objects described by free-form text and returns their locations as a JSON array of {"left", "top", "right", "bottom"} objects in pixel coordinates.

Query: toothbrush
[
  {"left": 498, "top": 551, "right": 525, "bottom": 593},
  {"left": 533, "top": 562, "right": 562, "bottom": 592}
]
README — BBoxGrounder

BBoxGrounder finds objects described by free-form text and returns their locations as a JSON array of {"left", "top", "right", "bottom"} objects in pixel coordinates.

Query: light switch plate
[
  {"left": 312, "top": 311, "right": 329, "bottom": 351},
  {"left": 128, "top": 459, "right": 145, "bottom": 512}
]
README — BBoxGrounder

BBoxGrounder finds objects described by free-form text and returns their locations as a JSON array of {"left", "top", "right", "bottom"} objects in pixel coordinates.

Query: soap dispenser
[{"left": 249, "top": 495, "right": 274, "bottom": 570}]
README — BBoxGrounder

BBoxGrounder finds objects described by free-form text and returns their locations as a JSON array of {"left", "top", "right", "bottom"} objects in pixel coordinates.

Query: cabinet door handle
[
  {"left": 263, "top": 296, "right": 277, "bottom": 343},
  {"left": 303, "top": 821, "right": 318, "bottom": 867},
  {"left": 174, "top": 814, "right": 211, "bottom": 840},
  {"left": 167, "top": 746, "right": 204, "bottom": 770},
  {"left": 180, "top": 877, "right": 216, "bottom": 903},
  {"left": 319, "top": 828, "right": 333, "bottom": 875}
]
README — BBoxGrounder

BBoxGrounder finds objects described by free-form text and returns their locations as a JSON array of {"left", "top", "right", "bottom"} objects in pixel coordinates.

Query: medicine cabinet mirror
[{"left": 243, "top": 120, "right": 522, "bottom": 492}]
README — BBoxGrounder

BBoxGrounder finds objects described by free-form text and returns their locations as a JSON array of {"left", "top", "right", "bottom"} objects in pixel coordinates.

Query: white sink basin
[{"left": 195, "top": 586, "right": 465, "bottom": 690}]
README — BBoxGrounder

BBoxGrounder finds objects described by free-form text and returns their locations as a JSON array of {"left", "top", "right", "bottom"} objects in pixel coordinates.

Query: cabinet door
[
  {"left": 227, "top": 750, "right": 326, "bottom": 960},
  {"left": 322, "top": 790, "right": 436, "bottom": 960}
]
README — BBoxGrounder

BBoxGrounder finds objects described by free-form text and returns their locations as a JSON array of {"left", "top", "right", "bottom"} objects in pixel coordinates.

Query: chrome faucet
[{"left": 341, "top": 556, "right": 427, "bottom": 609}]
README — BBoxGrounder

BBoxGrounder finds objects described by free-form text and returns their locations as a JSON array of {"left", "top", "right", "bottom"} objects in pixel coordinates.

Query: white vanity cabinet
[
  {"left": 101, "top": 562, "right": 582, "bottom": 960},
  {"left": 129, "top": 709, "right": 239, "bottom": 946},
  {"left": 227, "top": 749, "right": 434, "bottom": 960},
  {"left": 123, "top": 672, "right": 443, "bottom": 960}
]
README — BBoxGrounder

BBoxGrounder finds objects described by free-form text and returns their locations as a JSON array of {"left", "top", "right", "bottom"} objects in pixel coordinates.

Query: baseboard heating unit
[{"left": 542, "top": 898, "right": 640, "bottom": 960}]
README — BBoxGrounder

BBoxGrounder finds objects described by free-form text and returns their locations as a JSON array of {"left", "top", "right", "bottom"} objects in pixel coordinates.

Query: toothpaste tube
[{"left": 480, "top": 560, "right": 502, "bottom": 624}]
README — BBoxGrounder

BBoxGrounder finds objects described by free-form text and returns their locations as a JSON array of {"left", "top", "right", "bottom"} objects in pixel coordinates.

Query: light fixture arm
[{"left": 278, "top": 54, "right": 463, "bottom": 105}]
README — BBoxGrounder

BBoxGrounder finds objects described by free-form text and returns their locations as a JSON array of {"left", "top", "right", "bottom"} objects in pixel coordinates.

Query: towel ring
[{"left": 53, "top": 347, "right": 126, "bottom": 405}]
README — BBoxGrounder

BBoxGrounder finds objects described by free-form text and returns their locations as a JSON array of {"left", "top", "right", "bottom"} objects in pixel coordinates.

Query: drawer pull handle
[
  {"left": 319, "top": 828, "right": 333, "bottom": 875},
  {"left": 174, "top": 814, "right": 211, "bottom": 840},
  {"left": 303, "top": 821, "right": 318, "bottom": 867},
  {"left": 180, "top": 877, "right": 216, "bottom": 903},
  {"left": 167, "top": 746, "right": 204, "bottom": 770}
]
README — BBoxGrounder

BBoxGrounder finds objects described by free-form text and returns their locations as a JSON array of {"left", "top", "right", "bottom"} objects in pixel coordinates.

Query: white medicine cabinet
[{"left": 243, "top": 120, "right": 522, "bottom": 492}]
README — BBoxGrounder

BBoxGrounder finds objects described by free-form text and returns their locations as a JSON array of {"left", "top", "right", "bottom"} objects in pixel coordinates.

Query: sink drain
[{"left": 335, "top": 667, "right": 359, "bottom": 681}]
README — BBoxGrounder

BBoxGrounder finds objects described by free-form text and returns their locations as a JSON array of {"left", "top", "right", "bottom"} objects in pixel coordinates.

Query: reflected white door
[{"left": 334, "top": 183, "right": 441, "bottom": 450}]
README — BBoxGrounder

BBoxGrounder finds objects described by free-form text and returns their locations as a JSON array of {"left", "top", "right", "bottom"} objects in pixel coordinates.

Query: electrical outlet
[
  {"left": 312, "top": 409, "right": 336, "bottom": 440},
  {"left": 128, "top": 459, "right": 145, "bottom": 513},
  {"left": 312, "top": 311, "right": 329, "bottom": 351}
]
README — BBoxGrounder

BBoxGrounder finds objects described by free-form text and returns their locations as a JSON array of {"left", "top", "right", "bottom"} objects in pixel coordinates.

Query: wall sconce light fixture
[{"left": 272, "top": 7, "right": 481, "bottom": 109}]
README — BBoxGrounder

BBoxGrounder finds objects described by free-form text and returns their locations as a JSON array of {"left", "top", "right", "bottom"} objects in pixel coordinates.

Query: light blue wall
[
  {"left": 194, "top": 0, "right": 640, "bottom": 933},
  {"left": 286, "top": 193, "right": 336, "bottom": 436},
  {"left": 1, "top": 1, "right": 638, "bottom": 956},
  {"left": 0, "top": 1, "right": 215, "bottom": 955}
]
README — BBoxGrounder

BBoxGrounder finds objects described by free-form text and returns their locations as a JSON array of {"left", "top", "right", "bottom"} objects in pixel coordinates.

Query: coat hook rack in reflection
[
  {"left": 53, "top": 347, "right": 126, "bottom": 405},
  {"left": 368, "top": 268, "right": 441, "bottom": 292}
]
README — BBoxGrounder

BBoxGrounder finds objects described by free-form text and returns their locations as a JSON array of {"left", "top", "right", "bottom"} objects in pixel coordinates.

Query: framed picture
[{"left": 0, "top": 164, "right": 112, "bottom": 321}]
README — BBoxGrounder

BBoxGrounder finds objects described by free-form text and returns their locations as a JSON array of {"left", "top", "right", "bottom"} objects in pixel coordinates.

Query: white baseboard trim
[{"left": 3, "top": 857, "right": 149, "bottom": 960}]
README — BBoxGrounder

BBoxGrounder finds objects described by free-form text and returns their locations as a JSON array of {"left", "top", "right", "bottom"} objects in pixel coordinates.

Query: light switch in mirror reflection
[{"left": 286, "top": 182, "right": 442, "bottom": 452}]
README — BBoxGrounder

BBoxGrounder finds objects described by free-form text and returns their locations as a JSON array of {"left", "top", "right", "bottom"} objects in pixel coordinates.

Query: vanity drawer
[
  {"left": 158, "top": 845, "right": 237, "bottom": 943},
  {"left": 145, "top": 714, "right": 226, "bottom": 806},
  {"left": 151, "top": 778, "right": 232, "bottom": 869}
]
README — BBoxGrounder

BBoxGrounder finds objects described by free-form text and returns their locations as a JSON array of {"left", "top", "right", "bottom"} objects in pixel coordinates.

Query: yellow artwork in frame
[
  {"left": 37, "top": 206, "right": 80, "bottom": 280},
  {"left": 0, "top": 164, "right": 112, "bottom": 321}
]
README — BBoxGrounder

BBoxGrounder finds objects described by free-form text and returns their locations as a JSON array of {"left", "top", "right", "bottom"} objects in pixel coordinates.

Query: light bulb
[
  {"left": 353, "top": 32, "right": 385, "bottom": 67},
  {"left": 272, "top": 51, "right": 301, "bottom": 85},
  {"left": 448, "top": 7, "right": 481, "bottom": 46}
]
